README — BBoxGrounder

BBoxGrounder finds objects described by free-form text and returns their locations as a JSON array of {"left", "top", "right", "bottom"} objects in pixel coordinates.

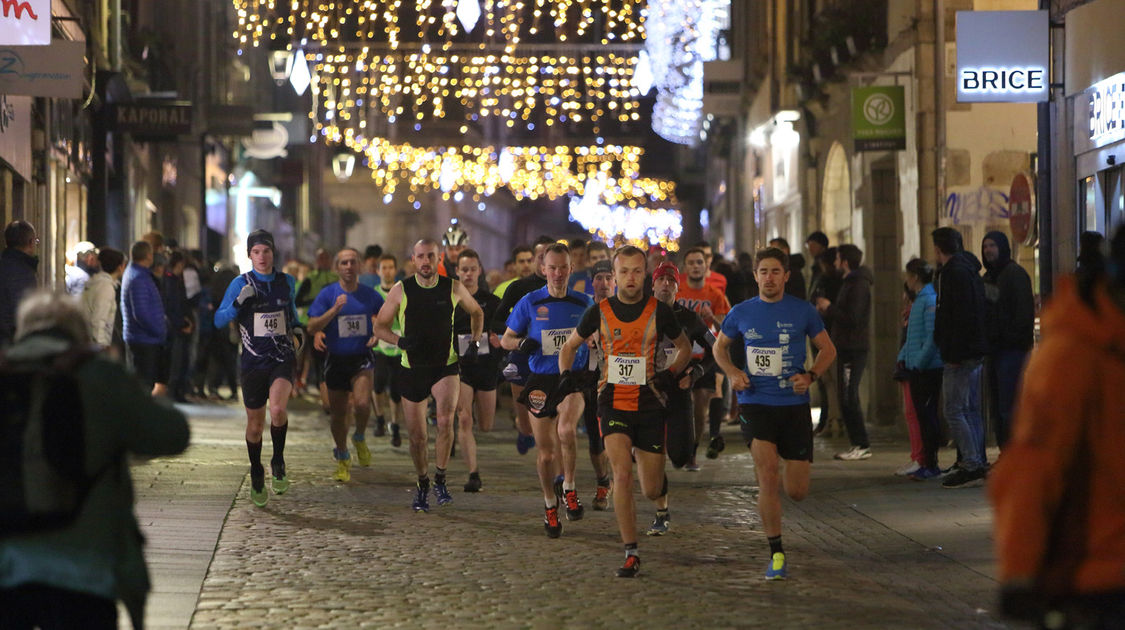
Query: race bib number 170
[{"left": 540, "top": 327, "right": 574, "bottom": 356}]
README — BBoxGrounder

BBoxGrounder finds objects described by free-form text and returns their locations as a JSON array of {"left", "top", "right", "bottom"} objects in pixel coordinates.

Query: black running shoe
[
  {"left": 564, "top": 489, "right": 585, "bottom": 521},
  {"left": 464, "top": 474, "right": 482, "bottom": 493},
  {"left": 544, "top": 506, "right": 562, "bottom": 538},
  {"left": 706, "top": 435, "right": 725, "bottom": 459},
  {"left": 391, "top": 424, "right": 402, "bottom": 448},
  {"left": 616, "top": 555, "right": 640, "bottom": 578}
]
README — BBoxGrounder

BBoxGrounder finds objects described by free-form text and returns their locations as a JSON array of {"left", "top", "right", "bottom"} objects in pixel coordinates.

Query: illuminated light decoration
[
  {"left": 567, "top": 175, "right": 683, "bottom": 251},
  {"left": 632, "top": 49, "right": 654, "bottom": 95},
  {"left": 289, "top": 48, "right": 312, "bottom": 95},
  {"left": 455, "top": 0, "right": 481, "bottom": 32}
]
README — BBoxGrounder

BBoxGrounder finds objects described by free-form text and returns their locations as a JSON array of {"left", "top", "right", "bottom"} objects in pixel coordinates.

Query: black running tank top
[{"left": 398, "top": 275, "right": 458, "bottom": 368}]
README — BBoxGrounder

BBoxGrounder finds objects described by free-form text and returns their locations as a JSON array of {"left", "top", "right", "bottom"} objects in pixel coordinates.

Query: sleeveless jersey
[
  {"left": 236, "top": 271, "right": 298, "bottom": 371},
  {"left": 397, "top": 275, "right": 458, "bottom": 369},
  {"left": 373, "top": 284, "right": 403, "bottom": 357},
  {"left": 597, "top": 296, "right": 662, "bottom": 412}
]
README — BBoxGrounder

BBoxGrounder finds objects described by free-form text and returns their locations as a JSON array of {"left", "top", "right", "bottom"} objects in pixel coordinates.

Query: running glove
[
  {"left": 517, "top": 336, "right": 541, "bottom": 354},
  {"left": 235, "top": 283, "right": 256, "bottom": 306},
  {"left": 652, "top": 369, "right": 678, "bottom": 393},
  {"left": 397, "top": 335, "right": 418, "bottom": 352}
]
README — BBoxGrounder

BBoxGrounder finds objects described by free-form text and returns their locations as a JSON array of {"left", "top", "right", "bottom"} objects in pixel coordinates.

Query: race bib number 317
[{"left": 607, "top": 355, "right": 646, "bottom": 386}]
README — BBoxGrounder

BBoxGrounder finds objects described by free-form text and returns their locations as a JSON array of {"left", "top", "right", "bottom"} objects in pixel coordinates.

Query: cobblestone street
[{"left": 128, "top": 398, "right": 1008, "bottom": 629}]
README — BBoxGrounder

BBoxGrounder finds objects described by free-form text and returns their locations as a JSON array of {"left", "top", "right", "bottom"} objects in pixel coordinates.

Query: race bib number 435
[
  {"left": 607, "top": 355, "right": 646, "bottom": 385},
  {"left": 540, "top": 327, "right": 574, "bottom": 356},
  {"left": 746, "top": 346, "right": 782, "bottom": 377},
  {"left": 254, "top": 310, "right": 286, "bottom": 337}
]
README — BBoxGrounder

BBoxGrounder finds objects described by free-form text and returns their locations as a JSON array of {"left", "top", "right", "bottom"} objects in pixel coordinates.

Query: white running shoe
[
  {"left": 834, "top": 446, "right": 872, "bottom": 461},
  {"left": 895, "top": 461, "right": 921, "bottom": 476}
]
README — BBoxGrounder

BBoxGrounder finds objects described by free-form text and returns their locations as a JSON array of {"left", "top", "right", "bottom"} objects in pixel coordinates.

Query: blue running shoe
[
  {"left": 516, "top": 432, "right": 535, "bottom": 455},
  {"left": 433, "top": 482, "right": 453, "bottom": 506},
  {"left": 412, "top": 483, "right": 430, "bottom": 513},
  {"left": 765, "top": 552, "right": 788, "bottom": 580}
]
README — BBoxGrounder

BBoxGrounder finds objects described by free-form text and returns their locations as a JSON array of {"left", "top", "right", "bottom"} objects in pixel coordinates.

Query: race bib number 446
[
  {"left": 746, "top": 346, "right": 782, "bottom": 377},
  {"left": 540, "top": 327, "right": 574, "bottom": 356},
  {"left": 607, "top": 355, "right": 646, "bottom": 385},
  {"left": 254, "top": 310, "right": 286, "bottom": 337}
]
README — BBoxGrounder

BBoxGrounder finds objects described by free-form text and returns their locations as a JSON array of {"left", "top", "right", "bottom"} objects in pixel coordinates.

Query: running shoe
[
  {"left": 333, "top": 457, "right": 351, "bottom": 483},
  {"left": 908, "top": 466, "right": 942, "bottom": 481},
  {"left": 516, "top": 432, "right": 535, "bottom": 455},
  {"left": 765, "top": 552, "right": 788, "bottom": 580},
  {"left": 941, "top": 466, "right": 986, "bottom": 489},
  {"left": 270, "top": 461, "right": 289, "bottom": 495},
  {"left": 646, "top": 511, "right": 670, "bottom": 536},
  {"left": 616, "top": 555, "right": 640, "bottom": 578},
  {"left": 464, "top": 474, "right": 482, "bottom": 493},
  {"left": 895, "top": 461, "right": 921, "bottom": 476},
  {"left": 685, "top": 456, "right": 701, "bottom": 472},
  {"left": 354, "top": 438, "right": 372, "bottom": 467},
  {"left": 391, "top": 424, "right": 402, "bottom": 448},
  {"left": 373, "top": 417, "right": 386, "bottom": 437},
  {"left": 706, "top": 435, "right": 725, "bottom": 459},
  {"left": 413, "top": 483, "right": 430, "bottom": 512},
  {"left": 592, "top": 484, "right": 610, "bottom": 511},
  {"left": 834, "top": 446, "right": 872, "bottom": 461},
  {"left": 544, "top": 506, "right": 562, "bottom": 538},
  {"left": 564, "top": 489, "right": 585, "bottom": 521},
  {"left": 433, "top": 481, "right": 454, "bottom": 506},
  {"left": 249, "top": 467, "right": 268, "bottom": 508}
]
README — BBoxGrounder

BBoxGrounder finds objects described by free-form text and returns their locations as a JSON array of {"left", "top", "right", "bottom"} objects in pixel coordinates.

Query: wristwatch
[{"left": 806, "top": 370, "right": 819, "bottom": 382}]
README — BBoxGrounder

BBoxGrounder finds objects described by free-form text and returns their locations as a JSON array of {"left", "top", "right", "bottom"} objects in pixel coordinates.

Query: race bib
[
  {"left": 457, "top": 333, "right": 489, "bottom": 356},
  {"left": 254, "top": 310, "right": 286, "bottom": 337},
  {"left": 607, "top": 355, "right": 646, "bottom": 386},
  {"left": 338, "top": 314, "right": 367, "bottom": 338},
  {"left": 746, "top": 346, "right": 782, "bottom": 377},
  {"left": 540, "top": 327, "right": 574, "bottom": 356}
]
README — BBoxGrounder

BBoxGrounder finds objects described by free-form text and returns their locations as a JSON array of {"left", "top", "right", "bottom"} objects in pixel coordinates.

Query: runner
[
  {"left": 493, "top": 245, "right": 534, "bottom": 299},
  {"left": 676, "top": 246, "right": 732, "bottom": 466},
  {"left": 559, "top": 245, "right": 691, "bottom": 577},
  {"left": 494, "top": 235, "right": 555, "bottom": 453},
  {"left": 306, "top": 248, "right": 384, "bottom": 482},
  {"left": 453, "top": 248, "right": 503, "bottom": 492},
  {"left": 501, "top": 243, "right": 592, "bottom": 537},
  {"left": 712, "top": 247, "right": 837, "bottom": 580},
  {"left": 371, "top": 253, "right": 405, "bottom": 446},
  {"left": 214, "top": 230, "right": 303, "bottom": 507},
  {"left": 295, "top": 249, "right": 338, "bottom": 412},
  {"left": 583, "top": 258, "right": 615, "bottom": 510},
  {"left": 648, "top": 261, "right": 715, "bottom": 535},
  {"left": 373, "top": 239, "right": 484, "bottom": 512}
]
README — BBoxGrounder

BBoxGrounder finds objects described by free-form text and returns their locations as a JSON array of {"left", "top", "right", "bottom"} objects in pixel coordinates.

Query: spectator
[
  {"left": 0, "top": 289, "right": 189, "bottom": 629},
  {"left": 0, "top": 220, "right": 39, "bottom": 348},
  {"left": 769, "top": 238, "right": 807, "bottom": 299},
  {"left": 805, "top": 231, "right": 829, "bottom": 292},
  {"left": 65, "top": 242, "right": 99, "bottom": 297},
  {"left": 897, "top": 258, "right": 944, "bottom": 480},
  {"left": 1076, "top": 230, "right": 1105, "bottom": 273},
  {"left": 932, "top": 227, "right": 989, "bottom": 489},
  {"left": 990, "top": 224, "right": 1125, "bottom": 629},
  {"left": 163, "top": 251, "right": 195, "bottom": 402},
  {"left": 981, "top": 231, "right": 1035, "bottom": 450},
  {"left": 121, "top": 240, "right": 168, "bottom": 396},
  {"left": 807, "top": 246, "right": 842, "bottom": 434},
  {"left": 82, "top": 247, "right": 125, "bottom": 350},
  {"left": 816, "top": 244, "right": 874, "bottom": 460},
  {"left": 205, "top": 262, "right": 240, "bottom": 400}
]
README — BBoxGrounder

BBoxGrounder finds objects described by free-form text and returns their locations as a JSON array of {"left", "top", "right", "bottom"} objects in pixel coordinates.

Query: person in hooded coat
[{"left": 981, "top": 231, "right": 1034, "bottom": 450}]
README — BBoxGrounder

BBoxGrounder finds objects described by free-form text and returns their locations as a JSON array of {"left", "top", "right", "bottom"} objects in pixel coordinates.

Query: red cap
[{"left": 652, "top": 261, "right": 679, "bottom": 284}]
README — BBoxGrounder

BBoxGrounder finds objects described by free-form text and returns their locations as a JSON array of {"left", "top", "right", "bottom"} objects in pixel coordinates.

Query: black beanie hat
[{"left": 247, "top": 229, "right": 275, "bottom": 255}]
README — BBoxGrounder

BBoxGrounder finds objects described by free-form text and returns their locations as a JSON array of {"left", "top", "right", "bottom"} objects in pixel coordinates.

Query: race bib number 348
[
  {"left": 254, "top": 310, "right": 286, "bottom": 337},
  {"left": 746, "top": 346, "right": 782, "bottom": 377},
  {"left": 338, "top": 314, "right": 367, "bottom": 338},
  {"left": 607, "top": 355, "right": 646, "bottom": 385}
]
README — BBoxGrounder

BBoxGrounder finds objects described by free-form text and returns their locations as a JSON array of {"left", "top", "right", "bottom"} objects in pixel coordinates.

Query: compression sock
[
  {"left": 270, "top": 424, "right": 288, "bottom": 464},
  {"left": 247, "top": 439, "right": 263, "bottom": 474}
]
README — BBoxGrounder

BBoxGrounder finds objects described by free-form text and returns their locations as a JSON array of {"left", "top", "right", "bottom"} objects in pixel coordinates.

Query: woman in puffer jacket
[{"left": 896, "top": 258, "right": 943, "bottom": 480}]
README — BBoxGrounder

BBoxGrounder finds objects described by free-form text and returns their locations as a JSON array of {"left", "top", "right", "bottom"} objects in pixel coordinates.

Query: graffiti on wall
[{"left": 943, "top": 187, "right": 1010, "bottom": 225}]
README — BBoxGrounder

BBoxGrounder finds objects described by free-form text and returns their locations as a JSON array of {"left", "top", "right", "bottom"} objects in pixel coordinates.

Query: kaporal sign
[
  {"left": 0, "top": 0, "right": 50, "bottom": 46},
  {"left": 955, "top": 10, "right": 1049, "bottom": 103}
]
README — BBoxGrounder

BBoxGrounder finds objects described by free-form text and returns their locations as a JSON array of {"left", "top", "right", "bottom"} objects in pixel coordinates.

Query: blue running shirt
[
  {"left": 307, "top": 282, "right": 384, "bottom": 356},
  {"left": 720, "top": 294, "right": 825, "bottom": 406},
  {"left": 506, "top": 286, "right": 591, "bottom": 374}
]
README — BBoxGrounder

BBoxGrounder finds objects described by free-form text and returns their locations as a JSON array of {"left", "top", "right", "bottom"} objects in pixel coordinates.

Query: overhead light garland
[{"left": 569, "top": 173, "right": 682, "bottom": 250}]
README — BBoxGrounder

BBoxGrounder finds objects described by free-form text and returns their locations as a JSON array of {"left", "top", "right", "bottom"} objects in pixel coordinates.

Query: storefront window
[{"left": 1082, "top": 175, "right": 1099, "bottom": 234}]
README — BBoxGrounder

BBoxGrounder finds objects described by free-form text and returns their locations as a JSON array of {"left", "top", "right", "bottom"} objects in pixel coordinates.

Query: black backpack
[{"left": 0, "top": 346, "right": 103, "bottom": 536}]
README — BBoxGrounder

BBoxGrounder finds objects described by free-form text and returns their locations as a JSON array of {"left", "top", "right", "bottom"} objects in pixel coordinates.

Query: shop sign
[
  {"left": 0, "top": 94, "right": 31, "bottom": 180},
  {"left": 955, "top": 11, "right": 1049, "bottom": 103},
  {"left": 1009, "top": 173, "right": 1034, "bottom": 245},
  {"left": 0, "top": 0, "right": 49, "bottom": 46},
  {"left": 0, "top": 40, "right": 84, "bottom": 98},
  {"left": 851, "top": 85, "right": 905, "bottom": 152},
  {"left": 111, "top": 102, "right": 194, "bottom": 137},
  {"left": 1083, "top": 72, "right": 1125, "bottom": 151}
]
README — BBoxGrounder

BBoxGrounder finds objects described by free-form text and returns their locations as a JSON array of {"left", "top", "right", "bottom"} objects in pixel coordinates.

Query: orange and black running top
[{"left": 576, "top": 295, "right": 681, "bottom": 413}]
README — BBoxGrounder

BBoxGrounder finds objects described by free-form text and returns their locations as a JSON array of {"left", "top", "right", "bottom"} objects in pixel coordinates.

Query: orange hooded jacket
[{"left": 989, "top": 275, "right": 1125, "bottom": 596}]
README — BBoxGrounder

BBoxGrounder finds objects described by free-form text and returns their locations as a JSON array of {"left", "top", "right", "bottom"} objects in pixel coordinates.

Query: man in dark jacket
[
  {"left": 981, "top": 231, "right": 1034, "bottom": 450},
  {"left": 121, "top": 240, "right": 168, "bottom": 395},
  {"left": 816, "top": 244, "right": 873, "bottom": 460},
  {"left": 932, "top": 227, "right": 989, "bottom": 488},
  {"left": 0, "top": 221, "right": 38, "bottom": 348}
]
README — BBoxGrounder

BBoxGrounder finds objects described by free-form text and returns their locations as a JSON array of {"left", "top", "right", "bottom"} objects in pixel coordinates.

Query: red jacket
[{"left": 989, "top": 276, "right": 1125, "bottom": 596}]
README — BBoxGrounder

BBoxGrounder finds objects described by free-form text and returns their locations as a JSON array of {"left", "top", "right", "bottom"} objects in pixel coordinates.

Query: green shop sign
[{"left": 852, "top": 86, "right": 905, "bottom": 152}]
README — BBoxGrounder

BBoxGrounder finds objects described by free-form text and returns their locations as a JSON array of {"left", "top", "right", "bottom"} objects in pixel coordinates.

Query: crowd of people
[{"left": 3, "top": 214, "right": 1124, "bottom": 627}]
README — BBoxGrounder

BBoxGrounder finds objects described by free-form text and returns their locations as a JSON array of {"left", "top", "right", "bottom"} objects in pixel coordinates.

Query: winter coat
[
  {"left": 121, "top": 263, "right": 166, "bottom": 345},
  {"left": 82, "top": 271, "right": 118, "bottom": 347},
  {"left": 0, "top": 331, "right": 189, "bottom": 629},
  {"left": 982, "top": 231, "right": 1035, "bottom": 352},
  {"left": 0, "top": 248, "right": 38, "bottom": 346},
  {"left": 896, "top": 283, "right": 943, "bottom": 371},
  {"left": 786, "top": 253, "right": 808, "bottom": 300},
  {"left": 823, "top": 266, "right": 873, "bottom": 352},
  {"left": 933, "top": 251, "right": 988, "bottom": 364},
  {"left": 990, "top": 276, "right": 1125, "bottom": 598}
]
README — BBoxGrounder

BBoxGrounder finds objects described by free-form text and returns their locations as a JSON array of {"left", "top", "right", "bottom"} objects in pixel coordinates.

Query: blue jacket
[
  {"left": 0, "top": 248, "right": 38, "bottom": 346},
  {"left": 897, "top": 283, "right": 943, "bottom": 371},
  {"left": 121, "top": 262, "right": 167, "bottom": 345}
]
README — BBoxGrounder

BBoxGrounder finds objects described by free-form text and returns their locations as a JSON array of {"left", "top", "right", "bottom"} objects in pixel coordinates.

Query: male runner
[
  {"left": 453, "top": 248, "right": 503, "bottom": 492},
  {"left": 215, "top": 230, "right": 302, "bottom": 507},
  {"left": 677, "top": 246, "right": 732, "bottom": 465},
  {"left": 493, "top": 245, "right": 534, "bottom": 299},
  {"left": 712, "top": 247, "right": 837, "bottom": 580},
  {"left": 372, "top": 253, "right": 405, "bottom": 446},
  {"left": 306, "top": 248, "right": 384, "bottom": 482},
  {"left": 648, "top": 261, "right": 715, "bottom": 535},
  {"left": 295, "top": 248, "right": 338, "bottom": 410},
  {"left": 559, "top": 245, "right": 691, "bottom": 577},
  {"left": 583, "top": 259, "right": 615, "bottom": 510},
  {"left": 502, "top": 244, "right": 592, "bottom": 536},
  {"left": 374, "top": 239, "right": 483, "bottom": 512},
  {"left": 494, "top": 236, "right": 555, "bottom": 453}
]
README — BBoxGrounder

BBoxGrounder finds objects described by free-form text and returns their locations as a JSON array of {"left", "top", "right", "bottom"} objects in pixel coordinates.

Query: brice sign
[
  {"left": 955, "top": 11, "right": 1049, "bottom": 103},
  {"left": 0, "top": 0, "right": 49, "bottom": 46}
]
